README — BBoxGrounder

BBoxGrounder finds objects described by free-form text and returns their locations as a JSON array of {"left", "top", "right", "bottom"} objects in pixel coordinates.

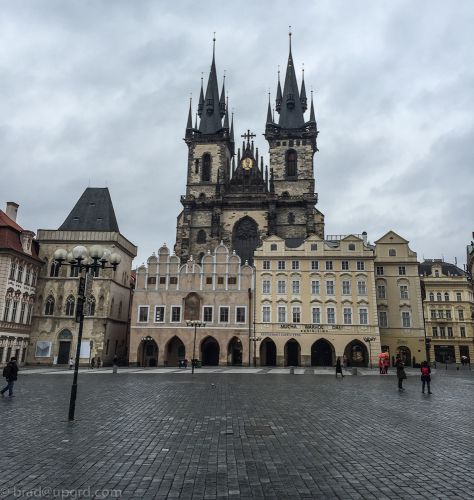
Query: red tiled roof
[
  {"left": 0, "top": 211, "right": 41, "bottom": 261},
  {"left": 0, "top": 210, "right": 23, "bottom": 232}
]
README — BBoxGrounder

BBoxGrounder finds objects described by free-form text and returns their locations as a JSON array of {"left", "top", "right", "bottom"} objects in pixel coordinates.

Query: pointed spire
[
  {"left": 276, "top": 66, "right": 282, "bottom": 113},
  {"left": 198, "top": 74, "right": 204, "bottom": 117},
  {"left": 194, "top": 112, "right": 198, "bottom": 130},
  {"left": 186, "top": 96, "right": 193, "bottom": 135},
  {"left": 266, "top": 92, "right": 273, "bottom": 124},
  {"left": 219, "top": 71, "right": 226, "bottom": 118},
  {"left": 230, "top": 111, "right": 234, "bottom": 142},
  {"left": 309, "top": 90, "right": 316, "bottom": 123},
  {"left": 223, "top": 96, "right": 230, "bottom": 129},
  {"left": 300, "top": 65, "right": 307, "bottom": 112}
]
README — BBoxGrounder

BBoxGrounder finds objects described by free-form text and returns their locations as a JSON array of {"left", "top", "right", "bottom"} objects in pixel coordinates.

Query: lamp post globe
[{"left": 72, "top": 245, "right": 88, "bottom": 261}]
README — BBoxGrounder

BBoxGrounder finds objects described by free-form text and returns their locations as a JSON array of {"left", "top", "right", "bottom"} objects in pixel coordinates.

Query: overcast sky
[{"left": 1, "top": 0, "right": 473, "bottom": 268}]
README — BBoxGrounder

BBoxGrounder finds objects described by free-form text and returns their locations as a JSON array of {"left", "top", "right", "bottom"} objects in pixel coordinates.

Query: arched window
[
  {"left": 444, "top": 292, "right": 449, "bottom": 301},
  {"left": 3, "top": 297, "right": 11, "bottom": 321},
  {"left": 65, "top": 295, "right": 75, "bottom": 316},
  {"left": 285, "top": 149, "right": 297, "bottom": 177},
  {"left": 197, "top": 229, "right": 207, "bottom": 243},
  {"left": 202, "top": 154, "right": 211, "bottom": 182},
  {"left": 436, "top": 292, "right": 442, "bottom": 301},
  {"left": 9, "top": 262, "right": 17, "bottom": 280},
  {"left": 87, "top": 296, "right": 96, "bottom": 316},
  {"left": 429, "top": 292, "right": 434, "bottom": 301},
  {"left": 45, "top": 295, "right": 55, "bottom": 315},
  {"left": 50, "top": 261, "right": 60, "bottom": 277}
]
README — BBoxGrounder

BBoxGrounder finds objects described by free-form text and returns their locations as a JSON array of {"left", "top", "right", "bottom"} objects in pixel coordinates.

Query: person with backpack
[
  {"left": 1, "top": 357, "right": 19, "bottom": 397},
  {"left": 395, "top": 356, "right": 407, "bottom": 392},
  {"left": 420, "top": 360, "right": 432, "bottom": 394}
]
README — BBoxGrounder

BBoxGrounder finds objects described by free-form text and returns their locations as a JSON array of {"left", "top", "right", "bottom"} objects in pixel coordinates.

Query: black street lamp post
[
  {"left": 53, "top": 245, "right": 121, "bottom": 421},
  {"left": 186, "top": 320, "right": 206, "bottom": 374},
  {"left": 363, "top": 336, "right": 377, "bottom": 369}
]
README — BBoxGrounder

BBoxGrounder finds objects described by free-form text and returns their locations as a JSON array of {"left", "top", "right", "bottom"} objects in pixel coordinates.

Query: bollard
[
  {"left": 113, "top": 365, "right": 118, "bottom": 374},
  {"left": 290, "top": 366, "right": 295, "bottom": 375},
  {"left": 352, "top": 367, "right": 358, "bottom": 376}
]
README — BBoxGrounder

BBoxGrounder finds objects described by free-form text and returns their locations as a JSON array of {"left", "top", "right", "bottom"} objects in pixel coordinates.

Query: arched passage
[
  {"left": 166, "top": 336, "right": 185, "bottom": 367},
  {"left": 397, "top": 346, "right": 412, "bottom": 367},
  {"left": 57, "top": 329, "right": 72, "bottom": 364},
  {"left": 344, "top": 340, "right": 368, "bottom": 367},
  {"left": 232, "top": 216, "right": 259, "bottom": 265},
  {"left": 227, "top": 337, "right": 243, "bottom": 365},
  {"left": 285, "top": 339, "right": 300, "bottom": 366},
  {"left": 260, "top": 338, "right": 277, "bottom": 366},
  {"left": 311, "top": 339, "right": 335, "bottom": 366},
  {"left": 138, "top": 337, "right": 158, "bottom": 367},
  {"left": 201, "top": 336, "right": 220, "bottom": 366}
]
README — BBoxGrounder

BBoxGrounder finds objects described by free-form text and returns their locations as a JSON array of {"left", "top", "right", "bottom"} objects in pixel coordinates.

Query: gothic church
[{"left": 175, "top": 36, "right": 324, "bottom": 264}]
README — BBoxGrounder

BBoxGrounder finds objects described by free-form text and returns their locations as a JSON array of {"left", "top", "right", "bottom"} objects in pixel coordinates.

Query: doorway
[
  {"left": 311, "top": 339, "right": 334, "bottom": 366},
  {"left": 228, "top": 337, "right": 243, "bottom": 365},
  {"left": 260, "top": 338, "right": 277, "bottom": 366},
  {"left": 285, "top": 339, "right": 300, "bottom": 366},
  {"left": 201, "top": 337, "right": 220, "bottom": 366}
]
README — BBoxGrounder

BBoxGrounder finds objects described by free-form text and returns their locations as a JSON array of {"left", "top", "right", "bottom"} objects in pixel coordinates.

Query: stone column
[{"left": 1, "top": 342, "right": 8, "bottom": 364}]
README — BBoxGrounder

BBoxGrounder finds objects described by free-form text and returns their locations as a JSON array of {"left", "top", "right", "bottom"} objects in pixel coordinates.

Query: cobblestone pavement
[{"left": 1, "top": 368, "right": 473, "bottom": 499}]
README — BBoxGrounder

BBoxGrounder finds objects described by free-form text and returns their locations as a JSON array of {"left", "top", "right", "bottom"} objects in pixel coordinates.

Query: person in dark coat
[
  {"left": 1, "top": 357, "right": 19, "bottom": 397},
  {"left": 335, "top": 356, "right": 344, "bottom": 378},
  {"left": 395, "top": 356, "right": 407, "bottom": 392},
  {"left": 420, "top": 360, "right": 432, "bottom": 394}
]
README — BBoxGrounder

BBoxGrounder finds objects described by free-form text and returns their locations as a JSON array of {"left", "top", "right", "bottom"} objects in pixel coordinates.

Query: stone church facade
[{"left": 175, "top": 38, "right": 324, "bottom": 265}]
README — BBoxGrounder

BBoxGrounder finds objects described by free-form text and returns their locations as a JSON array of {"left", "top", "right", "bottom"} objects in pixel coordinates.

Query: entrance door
[
  {"left": 228, "top": 337, "right": 243, "bottom": 365},
  {"left": 58, "top": 341, "right": 71, "bottom": 364},
  {"left": 285, "top": 340, "right": 300, "bottom": 366},
  {"left": 202, "top": 337, "right": 220, "bottom": 365},
  {"left": 311, "top": 339, "right": 334, "bottom": 366},
  {"left": 260, "top": 339, "right": 277, "bottom": 366}
]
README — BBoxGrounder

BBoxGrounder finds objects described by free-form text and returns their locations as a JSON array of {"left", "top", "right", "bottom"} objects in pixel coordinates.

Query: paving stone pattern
[{"left": 1, "top": 368, "right": 473, "bottom": 499}]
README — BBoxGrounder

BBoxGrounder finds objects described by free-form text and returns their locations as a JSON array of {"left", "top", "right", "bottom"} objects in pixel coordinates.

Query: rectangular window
[
  {"left": 343, "top": 308, "right": 352, "bottom": 325},
  {"left": 292, "top": 307, "right": 301, "bottom": 324},
  {"left": 70, "top": 266, "right": 80, "bottom": 278},
  {"left": 292, "top": 280, "right": 300, "bottom": 294},
  {"left": 325, "top": 261, "right": 333, "bottom": 271},
  {"left": 377, "top": 284, "right": 386, "bottom": 299},
  {"left": 17, "top": 266, "right": 23, "bottom": 282},
  {"left": 138, "top": 306, "right": 149, "bottom": 323},
  {"left": 311, "top": 260, "right": 319, "bottom": 270},
  {"left": 438, "top": 310, "right": 444, "bottom": 319},
  {"left": 147, "top": 276, "right": 156, "bottom": 285},
  {"left": 326, "top": 280, "right": 335, "bottom": 295},
  {"left": 456, "top": 292, "right": 462, "bottom": 302},
  {"left": 447, "top": 327, "right": 453, "bottom": 338},
  {"left": 278, "top": 306, "right": 286, "bottom": 323},
  {"left": 432, "top": 326, "right": 438, "bottom": 337},
  {"left": 446, "top": 310, "right": 452, "bottom": 319},
  {"left": 228, "top": 276, "right": 237, "bottom": 285},
  {"left": 262, "top": 306, "right": 271, "bottom": 323},
  {"left": 154, "top": 306, "right": 165, "bottom": 322},
  {"left": 171, "top": 306, "right": 181, "bottom": 322},
  {"left": 236, "top": 307, "right": 246, "bottom": 323},
  {"left": 206, "top": 277, "right": 213, "bottom": 285},
  {"left": 262, "top": 280, "right": 271, "bottom": 294},
  {"left": 11, "top": 301, "right": 18, "bottom": 322},
  {"left": 19, "top": 302, "right": 26, "bottom": 324},
  {"left": 277, "top": 280, "right": 286, "bottom": 294},
  {"left": 357, "top": 281, "right": 367, "bottom": 295},
  {"left": 203, "top": 306, "right": 213, "bottom": 323},
  {"left": 327, "top": 307, "right": 335, "bottom": 324},
  {"left": 292, "top": 260, "right": 299, "bottom": 270},
  {"left": 312, "top": 307, "right": 321, "bottom": 324},
  {"left": 439, "top": 326, "right": 446, "bottom": 337},
  {"left": 219, "top": 307, "right": 229, "bottom": 323},
  {"left": 263, "top": 260, "right": 271, "bottom": 270},
  {"left": 359, "top": 308, "right": 368, "bottom": 325},
  {"left": 311, "top": 280, "right": 320, "bottom": 295},
  {"left": 400, "top": 285, "right": 409, "bottom": 299},
  {"left": 398, "top": 266, "right": 406, "bottom": 276},
  {"left": 378, "top": 311, "right": 388, "bottom": 328},
  {"left": 217, "top": 277, "right": 224, "bottom": 285},
  {"left": 159, "top": 276, "right": 166, "bottom": 284},
  {"left": 460, "top": 326, "right": 466, "bottom": 337},
  {"left": 459, "top": 310, "right": 464, "bottom": 320},
  {"left": 402, "top": 311, "right": 411, "bottom": 328},
  {"left": 357, "top": 261, "right": 365, "bottom": 271},
  {"left": 278, "top": 260, "right": 286, "bottom": 270},
  {"left": 26, "top": 303, "right": 33, "bottom": 324},
  {"left": 169, "top": 277, "right": 178, "bottom": 285},
  {"left": 430, "top": 310, "right": 436, "bottom": 319},
  {"left": 342, "top": 280, "right": 351, "bottom": 295},
  {"left": 376, "top": 266, "right": 384, "bottom": 276},
  {"left": 9, "top": 264, "right": 15, "bottom": 280},
  {"left": 341, "top": 261, "right": 349, "bottom": 271}
]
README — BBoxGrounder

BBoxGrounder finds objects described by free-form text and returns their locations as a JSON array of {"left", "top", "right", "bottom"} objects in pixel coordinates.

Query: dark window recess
[
  {"left": 147, "top": 277, "right": 156, "bottom": 285},
  {"left": 159, "top": 277, "right": 166, "bottom": 284},
  {"left": 206, "top": 277, "right": 213, "bottom": 285},
  {"left": 311, "top": 244, "right": 317, "bottom": 251},
  {"left": 228, "top": 277, "right": 237, "bottom": 285},
  {"left": 217, "top": 277, "right": 224, "bottom": 285},
  {"left": 169, "top": 277, "right": 178, "bottom": 285},
  {"left": 271, "top": 244, "right": 277, "bottom": 251},
  {"left": 194, "top": 159, "right": 199, "bottom": 174},
  {"left": 286, "top": 150, "right": 297, "bottom": 177},
  {"left": 197, "top": 230, "right": 206, "bottom": 243},
  {"left": 202, "top": 154, "right": 211, "bottom": 182}
]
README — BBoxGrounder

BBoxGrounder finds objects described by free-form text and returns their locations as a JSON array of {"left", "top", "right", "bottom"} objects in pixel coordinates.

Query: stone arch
[
  {"left": 284, "top": 339, "right": 300, "bottom": 366},
  {"left": 311, "top": 339, "right": 335, "bottom": 366},
  {"left": 344, "top": 339, "right": 368, "bottom": 367},
  {"left": 201, "top": 336, "right": 220, "bottom": 366},
  {"left": 232, "top": 216, "right": 259, "bottom": 265},
  {"left": 138, "top": 337, "right": 158, "bottom": 367},
  {"left": 165, "top": 336, "right": 185, "bottom": 367},
  {"left": 57, "top": 329, "right": 73, "bottom": 364},
  {"left": 397, "top": 345, "right": 412, "bottom": 367},
  {"left": 227, "top": 337, "right": 243, "bottom": 365},
  {"left": 260, "top": 337, "right": 277, "bottom": 366}
]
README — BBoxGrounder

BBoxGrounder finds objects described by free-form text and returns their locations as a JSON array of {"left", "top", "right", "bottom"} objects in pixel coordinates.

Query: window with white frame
[
  {"left": 171, "top": 306, "right": 181, "bottom": 322},
  {"left": 430, "top": 309, "right": 436, "bottom": 319},
  {"left": 311, "top": 280, "right": 320, "bottom": 295},
  {"left": 460, "top": 326, "right": 466, "bottom": 337},
  {"left": 447, "top": 327, "right": 453, "bottom": 337},
  {"left": 326, "top": 280, "right": 335, "bottom": 295},
  {"left": 277, "top": 306, "right": 286, "bottom": 323},
  {"left": 357, "top": 261, "right": 365, "bottom": 271},
  {"left": 327, "top": 307, "right": 335, "bottom": 324},
  {"left": 219, "top": 306, "right": 229, "bottom": 323},
  {"left": 400, "top": 285, "right": 409, "bottom": 300},
  {"left": 17, "top": 265, "right": 23, "bottom": 283},
  {"left": 9, "top": 262, "right": 16, "bottom": 280},
  {"left": 458, "top": 309, "right": 464, "bottom": 320},
  {"left": 311, "top": 260, "right": 319, "bottom": 270},
  {"left": 277, "top": 280, "right": 286, "bottom": 294},
  {"left": 3, "top": 298, "right": 11, "bottom": 321},
  {"left": 155, "top": 306, "right": 165, "bottom": 322},
  {"left": 439, "top": 326, "right": 445, "bottom": 337},
  {"left": 436, "top": 292, "right": 442, "bottom": 301},
  {"left": 278, "top": 260, "right": 286, "bottom": 270},
  {"left": 203, "top": 306, "right": 213, "bottom": 323},
  {"left": 398, "top": 266, "right": 406, "bottom": 276},
  {"left": 262, "top": 306, "right": 271, "bottom": 323},
  {"left": 343, "top": 307, "right": 352, "bottom": 324},
  {"left": 376, "top": 266, "right": 384, "bottom": 276},
  {"left": 138, "top": 306, "right": 149, "bottom": 323},
  {"left": 263, "top": 260, "right": 271, "bottom": 270},
  {"left": 389, "top": 248, "right": 396, "bottom": 256},
  {"left": 292, "top": 306, "right": 301, "bottom": 323},
  {"left": 292, "top": 280, "right": 300, "bottom": 294},
  {"left": 325, "top": 261, "right": 333, "bottom": 271},
  {"left": 236, "top": 307, "right": 246, "bottom": 323},
  {"left": 11, "top": 299, "right": 18, "bottom": 322},
  {"left": 444, "top": 292, "right": 449, "bottom": 301},
  {"left": 378, "top": 311, "right": 388, "bottom": 327},
  {"left": 19, "top": 302, "right": 26, "bottom": 324},
  {"left": 456, "top": 292, "right": 462, "bottom": 302},
  {"left": 359, "top": 308, "right": 368, "bottom": 325},
  {"left": 432, "top": 326, "right": 438, "bottom": 337},
  {"left": 292, "top": 260, "right": 300, "bottom": 270},
  {"left": 342, "top": 260, "right": 349, "bottom": 271},
  {"left": 401, "top": 311, "right": 411, "bottom": 328},
  {"left": 377, "top": 284, "right": 386, "bottom": 299},
  {"left": 446, "top": 310, "right": 451, "bottom": 319},
  {"left": 262, "top": 280, "right": 271, "bottom": 294},
  {"left": 342, "top": 280, "right": 351, "bottom": 295},
  {"left": 357, "top": 280, "right": 367, "bottom": 295},
  {"left": 312, "top": 307, "right": 321, "bottom": 324}
]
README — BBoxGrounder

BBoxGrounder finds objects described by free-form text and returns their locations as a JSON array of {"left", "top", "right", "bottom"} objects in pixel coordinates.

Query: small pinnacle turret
[{"left": 300, "top": 67, "right": 307, "bottom": 112}]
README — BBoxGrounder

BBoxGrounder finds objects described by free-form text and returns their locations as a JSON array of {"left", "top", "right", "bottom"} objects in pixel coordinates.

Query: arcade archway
[
  {"left": 311, "top": 339, "right": 335, "bottom": 366},
  {"left": 344, "top": 340, "right": 368, "bottom": 367},
  {"left": 285, "top": 339, "right": 300, "bottom": 366},
  {"left": 260, "top": 338, "right": 277, "bottom": 366},
  {"left": 201, "top": 336, "right": 220, "bottom": 366},
  {"left": 166, "top": 336, "right": 185, "bottom": 367},
  {"left": 138, "top": 337, "right": 158, "bottom": 367},
  {"left": 228, "top": 337, "right": 243, "bottom": 365}
]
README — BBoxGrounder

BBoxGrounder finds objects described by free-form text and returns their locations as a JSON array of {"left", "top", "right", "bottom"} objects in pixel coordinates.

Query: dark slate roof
[
  {"left": 59, "top": 188, "right": 119, "bottom": 232},
  {"left": 285, "top": 237, "right": 305, "bottom": 248},
  {"left": 419, "top": 260, "right": 466, "bottom": 277},
  {"left": 278, "top": 47, "right": 305, "bottom": 129},
  {"left": 199, "top": 48, "right": 223, "bottom": 135}
]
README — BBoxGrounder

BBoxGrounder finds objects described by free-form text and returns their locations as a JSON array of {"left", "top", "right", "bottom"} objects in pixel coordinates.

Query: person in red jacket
[{"left": 420, "top": 360, "right": 432, "bottom": 395}]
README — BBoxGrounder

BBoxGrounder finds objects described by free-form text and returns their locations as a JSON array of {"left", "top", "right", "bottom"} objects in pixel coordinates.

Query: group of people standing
[{"left": 378, "top": 357, "right": 390, "bottom": 374}]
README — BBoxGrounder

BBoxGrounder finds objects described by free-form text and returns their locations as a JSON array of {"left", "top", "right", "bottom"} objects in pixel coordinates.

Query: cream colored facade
[
  {"left": 130, "top": 244, "right": 253, "bottom": 367},
  {"left": 374, "top": 232, "right": 425, "bottom": 366},
  {"left": 420, "top": 259, "right": 473, "bottom": 364},
  {"left": 28, "top": 230, "right": 137, "bottom": 366},
  {"left": 254, "top": 234, "right": 381, "bottom": 367}
]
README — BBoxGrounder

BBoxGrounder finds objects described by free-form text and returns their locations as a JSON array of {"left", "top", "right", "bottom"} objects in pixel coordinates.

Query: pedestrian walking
[
  {"left": 90, "top": 357, "right": 96, "bottom": 369},
  {"left": 420, "top": 361, "right": 432, "bottom": 394},
  {"left": 1, "top": 357, "right": 19, "bottom": 397},
  {"left": 69, "top": 357, "right": 74, "bottom": 370},
  {"left": 383, "top": 358, "right": 389, "bottom": 374},
  {"left": 335, "top": 356, "right": 344, "bottom": 378},
  {"left": 97, "top": 357, "right": 101, "bottom": 369},
  {"left": 395, "top": 357, "right": 407, "bottom": 392}
]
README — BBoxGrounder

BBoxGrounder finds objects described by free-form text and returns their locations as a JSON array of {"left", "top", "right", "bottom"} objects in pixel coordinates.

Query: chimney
[
  {"left": 362, "top": 231, "right": 368, "bottom": 245},
  {"left": 5, "top": 202, "right": 19, "bottom": 222}
]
